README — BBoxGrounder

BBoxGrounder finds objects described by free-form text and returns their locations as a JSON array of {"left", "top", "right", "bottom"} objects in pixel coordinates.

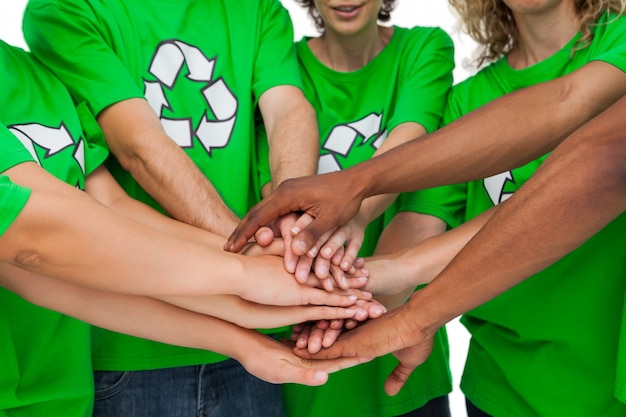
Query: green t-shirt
[
  {"left": 0, "top": 172, "right": 30, "bottom": 237},
  {"left": 0, "top": 41, "right": 108, "bottom": 417},
  {"left": 278, "top": 27, "right": 455, "bottom": 417},
  {"left": 435, "top": 13, "right": 626, "bottom": 417},
  {"left": 24, "top": 0, "right": 303, "bottom": 371}
]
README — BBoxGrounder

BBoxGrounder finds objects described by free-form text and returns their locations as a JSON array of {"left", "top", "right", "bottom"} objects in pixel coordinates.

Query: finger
[
  {"left": 354, "top": 298, "right": 387, "bottom": 320},
  {"left": 344, "top": 276, "right": 368, "bottom": 289},
  {"left": 315, "top": 319, "right": 330, "bottom": 330},
  {"left": 290, "top": 323, "right": 306, "bottom": 341},
  {"left": 319, "top": 227, "right": 350, "bottom": 260},
  {"left": 345, "top": 257, "right": 366, "bottom": 275},
  {"left": 301, "top": 287, "right": 373, "bottom": 307},
  {"left": 298, "top": 306, "right": 358, "bottom": 324},
  {"left": 328, "top": 263, "right": 350, "bottom": 289},
  {"left": 291, "top": 215, "right": 341, "bottom": 257},
  {"left": 295, "top": 256, "right": 314, "bottom": 284},
  {"left": 384, "top": 362, "right": 416, "bottom": 396},
  {"left": 344, "top": 319, "right": 358, "bottom": 330},
  {"left": 307, "top": 325, "right": 325, "bottom": 354},
  {"left": 295, "top": 325, "right": 312, "bottom": 349},
  {"left": 340, "top": 238, "right": 363, "bottom": 271},
  {"left": 314, "top": 255, "right": 333, "bottom": 281},
  {"left": 254, "top": 226, "right": 275, "bottom": 247},
  {"left": 322, "top": 327, "right": 343, "bottom": 348},
  {"left": 277, "top": 214, "right": 299, "bottom": 273},
  {"left": 225, "top": 198, "right": 279, "bottom": 252},
  {"left": 294, "top": 339, "right": 347, "bottom": 360},
  {"left": 329, "top": 319, "right": 344, "bottom": 330}
]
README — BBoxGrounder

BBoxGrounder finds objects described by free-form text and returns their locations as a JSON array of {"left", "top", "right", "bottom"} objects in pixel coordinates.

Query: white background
[{"left": 0, "top": 1, "right": 476, "bottom": 415}]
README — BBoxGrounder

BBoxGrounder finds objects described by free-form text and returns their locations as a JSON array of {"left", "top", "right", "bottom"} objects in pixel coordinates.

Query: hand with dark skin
[
  {"left": 225, "top": 62, "right": 626, "bottom": 255},
  {"left": 292, "top": 95, "right": 626, "bottom": 396}
]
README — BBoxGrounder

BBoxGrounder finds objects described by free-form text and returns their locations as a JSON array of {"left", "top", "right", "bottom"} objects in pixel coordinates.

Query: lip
[{"left": 330, "top": 4, "right": 364, "bottom": 19}]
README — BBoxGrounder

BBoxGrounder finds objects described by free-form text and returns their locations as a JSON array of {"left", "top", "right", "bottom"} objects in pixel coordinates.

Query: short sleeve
[
  {"left": 251, "top": 0, "right": 303, "bottom": 101},
  {"left": 387, "top": 27, "right": 455, "bottom": 133},
  {"left": 0, "top": 175, "right": 31, "bottom": 238},
  {"left": 24, "top": 0, "right": 144, "bottom": 117}
]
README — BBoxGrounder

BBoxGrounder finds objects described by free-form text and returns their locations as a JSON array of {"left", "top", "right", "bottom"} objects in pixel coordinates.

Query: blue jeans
[
  {"left": 466, "top": 398, "right": 493, "bottom": 417},
  {"left": 396, "top": 395, "right": 451, "bottom": 417},
  {"left": 93, "top": 359, "right": 285, "bottom": 417}
]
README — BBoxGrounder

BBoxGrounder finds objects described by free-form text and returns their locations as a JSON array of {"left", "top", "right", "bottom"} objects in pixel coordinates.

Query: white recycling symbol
[
  {"left": 9, "top": 123, "right": 85, "bottom": 175},
  {"left": 144, "top": 40, "right": 238, "bottom": 154},
  {"left": 483, "top": 171, "right": 515, "bottom": 205},
  {"left": 318, "top": 112, "right": 387, "bottom": 174}
]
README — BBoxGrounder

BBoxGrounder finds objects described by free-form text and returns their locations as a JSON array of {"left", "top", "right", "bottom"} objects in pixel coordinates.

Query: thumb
[
  {"left": 254, "top": 226, "right": 275, "bottom": 247},
  {"left": 384, "top": 362, "right": 414, "bottom": 396},
  {"left": 283, "top": 366, "right": 329, "bottom": 386},
  {"left": 291, "top": 217, "right": 336, "bottom": 257}
]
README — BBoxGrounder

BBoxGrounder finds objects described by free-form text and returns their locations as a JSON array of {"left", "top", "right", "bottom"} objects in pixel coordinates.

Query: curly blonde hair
[{"left": 449, "top": 0, "right": 626, "bottom": 66}]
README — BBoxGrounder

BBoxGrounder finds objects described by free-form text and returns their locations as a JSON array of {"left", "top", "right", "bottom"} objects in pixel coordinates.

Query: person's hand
[
  {"left": 315, "top": 213, "right": 368, "bottom": 273},
  {"left": 237, "top": 254, "right": 371, "bottom": 307},
  {"left": 253, "top": 213, "right": 301, "bottom": 273},
  {"left": 293, "top": 299, "right": 437, "bottom": 396},
  {"left": 292, "top": 214, "right": 367, "bottom": 288},
  {"left": 291, "top": 297, "right": 388, "bottom": 353},
  {"left": 252, "top": 213, "right": 368, "bottom": 291},
  {"left": 225, "top": 172, "right": 365, "bottom": 256},
  {"left": 235, "top": 331, "right": 373, "bottom": 386},
  {"left": 161, "top": 294, "right": 372, "bottom": 330}
]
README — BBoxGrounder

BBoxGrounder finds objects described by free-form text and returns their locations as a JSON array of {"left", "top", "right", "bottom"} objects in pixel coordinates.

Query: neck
[
  {"left": 309, "top": 25, "right": 393, "bottom": 72},
  {"left": 507, "top": 2, "right": 580, "bottom": 69}
]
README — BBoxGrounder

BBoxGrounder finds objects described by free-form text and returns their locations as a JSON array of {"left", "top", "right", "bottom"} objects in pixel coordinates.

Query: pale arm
[
  {"left": 1, "top": 162, "right": 365, "bottom": 308},
  {"left": 97, "top": 98, "right": 240, "bottom": 237},
  {"left": 372, "top": 212, "right": 448, "bottom": 310},
  {"left": 0, "top": 266, "right": 369, "bottom": 386},
  {"left": 226, "top": 61, "right": 626, "bottom": 254}
]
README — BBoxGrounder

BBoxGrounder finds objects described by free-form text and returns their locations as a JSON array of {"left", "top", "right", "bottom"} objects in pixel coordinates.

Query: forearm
[
  {"left": 0, "top": 266, "right": 258, "bottom": 357},
  {"left": 407, "top": 96, "right": 626, "bottom": 333},
  {"left": 358, "top": 123, "right": 428, "bottom": 222},
  {"left": 1, "top": 177, "right": 247, "bottom": 296},
  {"left": 261, "top": 87, "right": 319, "bottom": 188},
  {"left": 98, "top": 98, "right": 239, "bottom": 236},
  {"left": 86, "top": 167, "right": 226, "bottom": 248},
  {"left": 351, "top": 62, "right": 626, "bottom": 199}
]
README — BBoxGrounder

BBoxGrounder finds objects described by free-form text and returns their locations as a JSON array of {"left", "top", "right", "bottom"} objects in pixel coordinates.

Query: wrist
[{"left": 404, "top": 289, "right": 449, "bottom": 336}]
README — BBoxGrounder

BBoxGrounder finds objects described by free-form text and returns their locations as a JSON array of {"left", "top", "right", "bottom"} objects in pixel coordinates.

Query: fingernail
[
  {"left": 308, "top": 247, "right": 317, "bottom": 257},
  {"left": 297, "top": 270, "right": 309, "bottom": 282},
  {"left": 341, "top": 261, "right": 349, "bottom": 270},
  {"left": 286, "top": 261, "right": 296, "bottom": 273},
  {"left": 313, "top": 371, "right": 327, "bottom": 383},
  {"left": 372, "top": 306, "right": 386, "bottom": 315},
  {"left": 323, "top": 247, "right": 332, "bottom": 257},
  {"left": 291, "top": 226, "right": 301, "bottom": 235}
]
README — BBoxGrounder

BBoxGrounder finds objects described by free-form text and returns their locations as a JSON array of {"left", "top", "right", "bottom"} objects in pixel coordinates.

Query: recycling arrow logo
[
  {"left": 483, "top": 171, "right": 516, "bottom": 205},
  {"left": 144, "top": 40, "right": 238, "bottom": 155},
  {"left": 9, "top": 123, "right": 85, "bottom": 174},
  {"left": 318, "top": 112, "right": 387, "bottom": 174}
]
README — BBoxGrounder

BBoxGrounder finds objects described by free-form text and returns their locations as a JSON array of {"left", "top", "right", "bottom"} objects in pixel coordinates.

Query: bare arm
[
  {"left": 300, "top": 94, "right": 626, "bottom": 394},
  {"left": 97, "top": 98, "right": 240, "bottom": 237},
  {"left": 259, "top": 85, "right": 319, "bottom": 189},
  {"left": 0, "top": 266, "right": 369, "bottom": 386},
  {"left": 1, "top": 162, "right": 366, "bottom": 308},
  {"left": 226, "top": 61, "right": 626, "bottom": 253}
]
